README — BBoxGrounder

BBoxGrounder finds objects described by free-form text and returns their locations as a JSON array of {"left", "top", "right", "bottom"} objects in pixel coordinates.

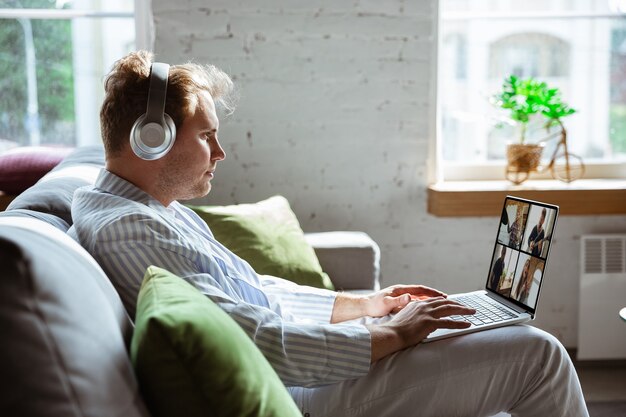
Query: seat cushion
[
  {"left": 188, "top": 195, "right": 334, "bottom": 289},
  {"left": 0, "top": 217, "right": 148, "bottom": 417},
  {"left": 131, "top": 266, "right": 301, "bottom": 417}
]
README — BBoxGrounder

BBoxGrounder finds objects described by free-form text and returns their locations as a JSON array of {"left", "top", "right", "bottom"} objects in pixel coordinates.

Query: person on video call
[
  {"left": 514, "top": 259, "right": 533, "bottom": 304},
  {"left": 69, "top": 51, "right": 589, "bottom": 417},
  {"left": 489, "top": 246, "right": 507, "bottom": 291},
  {"left": 528, "top": 208, "right": 547, "bottom": 256},
  {"left": 508, "top": 216, "right": 521, "bottom": 248},
  {"left": 500, "top": 205, "right": 520, "bottom": 248}
]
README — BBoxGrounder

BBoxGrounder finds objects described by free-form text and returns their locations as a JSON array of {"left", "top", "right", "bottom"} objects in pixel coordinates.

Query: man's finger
[
  {"left": 409, "top": 294, "right": 432, "bottom": 302},
  {"left": 400, "top": 285, "right": 447, "bottom": 298},
  {"left": 392, "top": 285, "right": 448, "bottom": 299},
  {"left": 415, "top": 285, "right": 448, "bottom": 298},
  {"left": 390, "top": 294, "right": 411, "bottom": 308},
  {"left": 434, "top": 318, "right": 472, "bottom": 329},
  {"left": 420, "top": 296, "right": 460, "bottom": 308},
  {"left": 430, "top": 304, "right": 476, "bottom": 318}
]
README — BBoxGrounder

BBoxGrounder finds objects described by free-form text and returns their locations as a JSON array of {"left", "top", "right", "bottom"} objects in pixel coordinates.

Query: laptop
[{"left": 424, "top": 196, "right": 559, "bottom": 343}]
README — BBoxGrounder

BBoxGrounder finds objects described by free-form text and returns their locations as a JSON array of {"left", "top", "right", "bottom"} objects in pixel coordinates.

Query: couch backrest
[
  {"left": 0, "top": 217, "right": 149, "bottom": 417},
  {"left": 4, "top": 146, "right": 104, "bottom": 231}
]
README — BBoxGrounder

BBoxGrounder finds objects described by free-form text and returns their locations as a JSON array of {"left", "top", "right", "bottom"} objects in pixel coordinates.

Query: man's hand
[
  {"left": 330, "top": 284, "right": 447, "bottom": 324},
  {"left": 364, "top": 284, "right": 448, "bottom": 317},
  {"left": 366, "top": 297, "right": 476, "bottom": 363}
]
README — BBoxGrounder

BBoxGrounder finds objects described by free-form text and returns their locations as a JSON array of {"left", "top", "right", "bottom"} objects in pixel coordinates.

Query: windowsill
[{"left": 427, "top": 179, "right": 626, "bottom": 217}]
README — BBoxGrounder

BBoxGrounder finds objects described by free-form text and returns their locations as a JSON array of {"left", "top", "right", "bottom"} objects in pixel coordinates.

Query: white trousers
[{"left": 289, "top": 325, "right": 589, "bottom": 417}]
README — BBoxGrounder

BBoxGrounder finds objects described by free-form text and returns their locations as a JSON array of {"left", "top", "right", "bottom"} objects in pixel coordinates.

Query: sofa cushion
[
  {"left": 0, "top": 146, "right": 74, "bottom": 195},
  {"left": 188, "top": 195, "right": 334, "bottom": 289},
  {"left": 0, "top": 208, "right": 71, "bottom": 231},
  {"left": 0, "top": 217, "right": 148, "bottom": 417},
  {"left": 304, "top": 231, "right": 381, "bottom": 291},
  {"left": 131, "top": 266, "right": 301, "bottom": 417},
  {"left": 7, "top": 146, "right": 104, "bottom": 229}
]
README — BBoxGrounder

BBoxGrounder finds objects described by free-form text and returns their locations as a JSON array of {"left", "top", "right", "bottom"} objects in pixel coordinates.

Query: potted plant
[{"left": 491, "top": 75, "right": 577, "bottom": 184}]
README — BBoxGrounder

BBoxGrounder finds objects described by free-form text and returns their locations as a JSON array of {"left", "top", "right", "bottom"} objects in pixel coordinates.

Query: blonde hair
[{"left": 100, "top": 50, "right": 235, "bottom": 156}]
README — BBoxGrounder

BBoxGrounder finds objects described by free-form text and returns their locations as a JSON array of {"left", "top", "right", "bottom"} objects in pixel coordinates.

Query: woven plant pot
[
  {"left": 506, "top": 143, "right": 544, "bottom": 171},
  {"left": 505, "top": 143, "right": 545, "bottom": 184}
]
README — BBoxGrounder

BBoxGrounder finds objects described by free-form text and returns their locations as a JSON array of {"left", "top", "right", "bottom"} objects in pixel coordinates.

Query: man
[
  {"left": 70, "top": 51, "right": 588, "bottom": 417},
  {"left": 489, "top": 246, "right": 507, "bottom": 292},
  {"left": 528, "top": 208, "right": 547, "bottom": 256}
]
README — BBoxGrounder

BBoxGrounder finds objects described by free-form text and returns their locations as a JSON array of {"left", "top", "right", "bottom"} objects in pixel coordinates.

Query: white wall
[{"left": 152, "top": 0, "right": 626, "bottom": 347}]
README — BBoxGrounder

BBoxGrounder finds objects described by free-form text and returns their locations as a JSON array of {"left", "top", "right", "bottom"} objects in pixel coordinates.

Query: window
[
  {"left": 438, "top": 0, "right": 626, "bottom": 181},
  {"left": 0, "top": 0, "right": 143, "bottom": 153},
  {"left": 489, "top": 33, "right": 570, "bottom": 79}
]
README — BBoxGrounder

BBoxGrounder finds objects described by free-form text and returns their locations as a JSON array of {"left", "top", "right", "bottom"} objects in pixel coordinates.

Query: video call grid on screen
[{"left": 486, "top": 197, "right": 559, "bottom": 313}]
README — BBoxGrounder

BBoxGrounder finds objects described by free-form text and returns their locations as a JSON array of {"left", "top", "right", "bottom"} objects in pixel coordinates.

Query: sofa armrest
[{"left": 304, "top": 231, "right": 380, "bottom": 291}]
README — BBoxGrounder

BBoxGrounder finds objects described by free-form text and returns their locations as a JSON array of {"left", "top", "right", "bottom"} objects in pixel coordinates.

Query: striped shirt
[{"left": 69, "top": 169, "right": 371, "bottom": 387}]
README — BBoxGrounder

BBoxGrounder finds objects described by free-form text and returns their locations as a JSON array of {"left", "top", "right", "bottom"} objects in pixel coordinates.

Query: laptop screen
[{"left": 485, "top": 196, "right": 559, "bottom": 313}]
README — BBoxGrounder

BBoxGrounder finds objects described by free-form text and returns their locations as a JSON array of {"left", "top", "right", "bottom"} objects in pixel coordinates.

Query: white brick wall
[{"left": 153, "top": 0, "right": 626, "bottom": 346}]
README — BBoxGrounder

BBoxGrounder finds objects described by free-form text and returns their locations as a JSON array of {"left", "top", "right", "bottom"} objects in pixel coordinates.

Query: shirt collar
[{"left": 95, "top": 168, "right": 174, "bottom": 218}]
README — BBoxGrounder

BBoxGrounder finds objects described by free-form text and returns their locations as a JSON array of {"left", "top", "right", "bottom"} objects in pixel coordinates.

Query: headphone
[{"left": 130, "top": 62, "right": 177, "bottom": 160}]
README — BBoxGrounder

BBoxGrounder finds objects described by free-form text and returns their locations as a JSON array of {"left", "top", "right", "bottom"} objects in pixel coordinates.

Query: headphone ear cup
[
  {"left": 130, "top": 113, "right": 145, "bottom": 139},
  {"left": 163, "top": 113, "right": 176, "bottom": 146},
  {"left": 130, "top": 113, "right": 177, "bottom": 160}
]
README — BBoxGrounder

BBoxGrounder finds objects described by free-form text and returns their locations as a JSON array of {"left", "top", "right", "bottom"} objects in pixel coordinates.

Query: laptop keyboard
[{"left": 449, "top": 294, "right": 519, "bottom": 327}]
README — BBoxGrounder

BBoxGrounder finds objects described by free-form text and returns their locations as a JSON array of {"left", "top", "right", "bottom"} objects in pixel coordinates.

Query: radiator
[{"left": 578, "top": 234, "right": 626, "bottom": 360}]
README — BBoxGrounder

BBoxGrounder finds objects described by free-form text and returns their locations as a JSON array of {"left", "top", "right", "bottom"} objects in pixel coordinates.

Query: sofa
[{"left": 0, "top": 146, "right": 381, "bottom": 416}]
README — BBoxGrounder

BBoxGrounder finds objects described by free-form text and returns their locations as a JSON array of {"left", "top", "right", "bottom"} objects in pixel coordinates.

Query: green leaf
[{"left": 491, "top": 74, "right": 577, "bottom": 143}]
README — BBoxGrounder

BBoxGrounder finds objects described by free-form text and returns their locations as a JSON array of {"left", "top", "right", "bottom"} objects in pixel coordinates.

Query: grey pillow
[
  {"left": 0, "top": 217, "right": 149, "bottom": 417},
  {"left": 6, "top": 146, "right": 104, "bottom": 227}
]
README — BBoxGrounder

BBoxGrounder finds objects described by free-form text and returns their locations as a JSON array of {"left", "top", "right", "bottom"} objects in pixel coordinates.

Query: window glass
[
  {"left": 1, "top": 18, "right": 74, "bottom": 147},
  {"left": 2, "top": 0, "right": 62, "bottom": 9},
  {"left": 1, "top": 0, "right": 133, "bottom": 12},
  {"left": 0, "top": 0, "right": 134, "bottom": 152},
  {"left": 440, "top": 0, "right": 626, "bottom": 166}
]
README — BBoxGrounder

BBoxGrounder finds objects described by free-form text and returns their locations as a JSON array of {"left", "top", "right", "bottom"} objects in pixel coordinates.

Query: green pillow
[
  {"left": 131, "top": 266, "right": 302, "bottom": 417},
  {"left": 188, "top": 195, "right": 334, "bottom": 290}
]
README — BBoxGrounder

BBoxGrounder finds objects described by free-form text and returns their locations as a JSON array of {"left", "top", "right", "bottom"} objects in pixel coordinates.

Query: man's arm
[
  {"left": 537, "top": 239, "right": 544, "bottom": 254},
  {"left": 260, "top": 275, "right": 338, "bottom": 323},
  {"left": 330, "top": 285, "right": 475, "bottom": 363},
  {"left": 528, "top": 226, "right": 538, "bottom": 246},
  {"left": 204, "top": 287, "right": 373, "bottom": 386},
  {"left": 98, "top": 241, "right": 373, "bottom": 387}
]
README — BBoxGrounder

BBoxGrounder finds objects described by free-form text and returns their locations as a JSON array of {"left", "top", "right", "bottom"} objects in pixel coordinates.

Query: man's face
[
  {"left": 501, "top": 246, "right": 507, "bottom": 258},
  {"left": 155, "top": 91, "right": 225, "bottom": 202},
  {"left": 539, "top": 211, "right": 546, "bottom": 227}
]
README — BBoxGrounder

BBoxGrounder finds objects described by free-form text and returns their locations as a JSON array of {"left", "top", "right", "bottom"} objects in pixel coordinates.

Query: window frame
[
  {"left": 0, "top": 1, "right": 151, "bottom": 148},
  {"left": 435, "top": 6, "right": 626, "bottom": 183},
  {"left": 0, "top": 2, "right": 149, "bottom": 48}
]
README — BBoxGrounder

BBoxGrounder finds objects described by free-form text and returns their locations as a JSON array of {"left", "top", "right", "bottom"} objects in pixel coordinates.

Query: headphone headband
[{"left": 145, "top": 63, "right": 169, "bottom": 123}]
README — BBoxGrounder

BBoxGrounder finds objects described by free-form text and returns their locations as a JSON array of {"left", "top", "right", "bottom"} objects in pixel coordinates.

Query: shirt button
[{"left": 304, "top": 414, "right": 310, "bottom": 417}]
